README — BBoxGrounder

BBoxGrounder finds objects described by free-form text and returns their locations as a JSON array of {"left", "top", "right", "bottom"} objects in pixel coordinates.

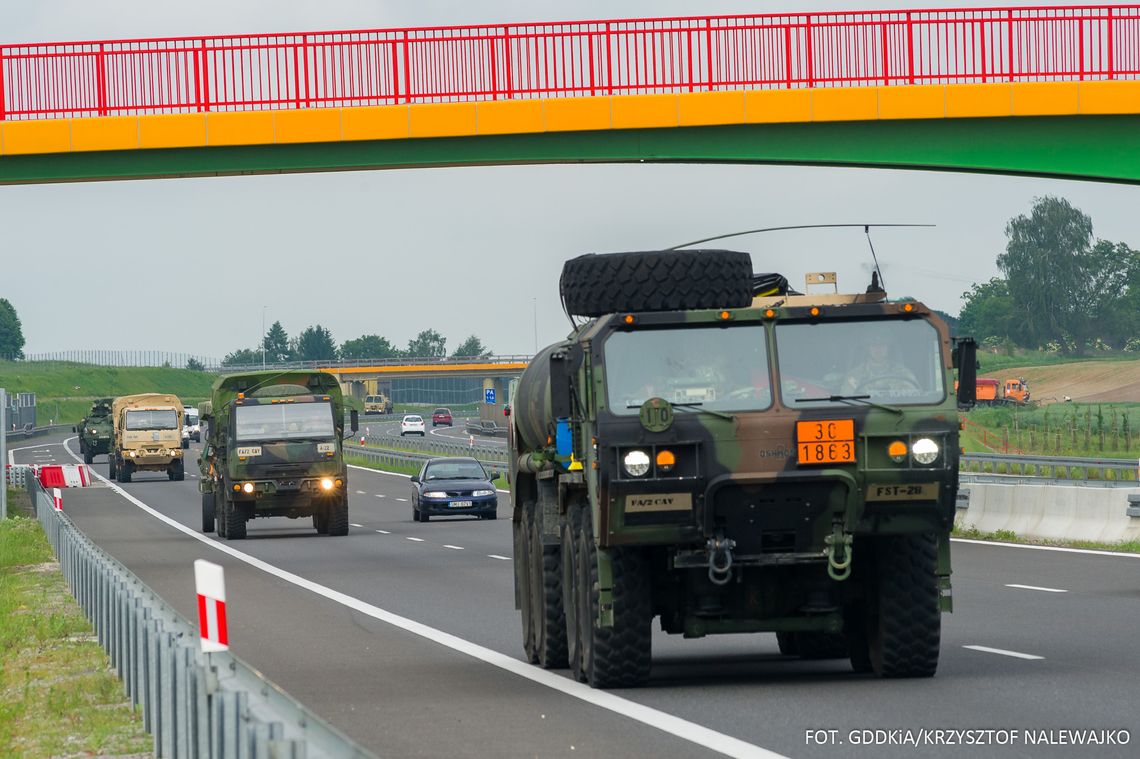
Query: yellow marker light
[
  {"left": 719, "top": 311, "right": 731, "bottom": 321},
  {"left": 764, "top": 309, "right": 776, "bottom": 318},
  {"left": 903, "top": 303, "right": 915, "bottom": 313},
  {"left": 888, "top": 440, "right": 908, "bottom": 463},
  {"left": 232, "top": 484, "right": 241, "bottom": 492},
  {"left": 237, "top": 392, "right": 245, "bottom": 399},
  {"left": 335, "top": 479, "right": 343, "bottom": 487},
  {"left": 624, "top": 314, "right": 635, "bottom": 325},
  {"left": 242, "top": 482, "right": 254, "bottom": 494},
  {"left": 321, "top": 478, "right": 334, "bottom": 490},
  {"left": 656, "top": 450, "right": 676, "bottom": 472}
]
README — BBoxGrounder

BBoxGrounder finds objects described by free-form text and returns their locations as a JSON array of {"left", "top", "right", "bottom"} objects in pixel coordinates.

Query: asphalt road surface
[{"left": 10, "top": 433, "right": 1140, "bottom": 758}]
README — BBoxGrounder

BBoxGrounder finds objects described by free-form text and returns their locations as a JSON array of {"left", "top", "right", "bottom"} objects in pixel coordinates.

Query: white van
[{"left": 182, "top": 406, "right": 201, "bottom": 447}]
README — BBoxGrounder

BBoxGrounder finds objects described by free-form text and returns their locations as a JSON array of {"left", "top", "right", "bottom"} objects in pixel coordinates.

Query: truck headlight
[
  {"left": 623, "top": 450, "right": 651, "bottom": 477},
  {"left": 242, "top": 482, "right": 254, "bottom": 493},
  {"left": 912, "top": 438, "right": 939, "bottom": 465},
  {"left": 320, "top": 478, "right": 335, "bottom": 490}
]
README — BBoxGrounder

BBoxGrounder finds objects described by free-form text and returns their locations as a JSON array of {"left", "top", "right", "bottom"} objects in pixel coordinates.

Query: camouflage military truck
[
  {"left": 108, "top": 393, "right": 186, "bottom": 483},
  {"left": 509, "top": 250, "right": 976, "bottom": 688},
  {"left": 198, "top": 370, "right": 359, "bottom": 540},
  {"left": 75, "top": 397, "right": 114, "bottom": 464}
]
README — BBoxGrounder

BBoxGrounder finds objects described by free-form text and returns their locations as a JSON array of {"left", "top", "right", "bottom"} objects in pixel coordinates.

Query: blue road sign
[{"left": 485, "top": 388, "right": 496, "bottom": 404}]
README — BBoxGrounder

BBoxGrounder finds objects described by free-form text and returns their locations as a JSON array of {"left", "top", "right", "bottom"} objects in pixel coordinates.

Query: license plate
[
  {"left": 796, "top": 419, "right": 855, "bottom": 464},
  {"left": 450, "top": 500, "right": 472, "bottom": 508},
  {"left": 866, "top": 483, "right": 939, "bottom": 501}
]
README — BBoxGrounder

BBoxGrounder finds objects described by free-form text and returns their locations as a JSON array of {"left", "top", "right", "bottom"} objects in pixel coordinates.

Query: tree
[
  {"left": 341, "top": 334, "right": 399, "bottom": 361},
  {"left": 957, "top": 278, "right": 1024, "bottom": 346},
  {"left": 0, "top": 298, "right": 25, "bottom": 360},
  {"left": 186, "top": 358, "right": 206, "bottom": 371},
  {"left": 452, "top": 335, "right": 491, "bottom": 358},
  {"left": 406, "top": 329, "right": 446, "bottom": 358},
  {"left": 293, "top": 325, "right": 339, "bottom": 362},
  {"left": 222, "top": 348, "right": 260, "bottom": 366},
  {"left": 261, "top": 321, "right": 292, "bottom": 364}
]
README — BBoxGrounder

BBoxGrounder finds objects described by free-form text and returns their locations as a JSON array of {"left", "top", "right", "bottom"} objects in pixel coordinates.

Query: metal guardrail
[
  {"left": 359, "top": 433, "right": 508, "bottom": 463},
  {"left": 961, "top": 453, "right": 1139, "bottom": 482},
  {"left": 27, "top": 472, "right": 375, "bottom": 759},
  {"left": 344, "top": 443, "right": 505, "bottom": 474},
  {"left": 5, "top": 423, "right": 74, "bottom": 440}
]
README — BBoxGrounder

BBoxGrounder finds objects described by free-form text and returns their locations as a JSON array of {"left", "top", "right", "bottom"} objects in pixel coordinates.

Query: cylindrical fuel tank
[{"left": 513, "top": 341, "right": 572, "bottom": 452}]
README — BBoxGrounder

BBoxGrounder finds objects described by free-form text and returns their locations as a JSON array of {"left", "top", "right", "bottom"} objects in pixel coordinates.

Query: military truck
[
  {"left": 108, "top": 393, "right": 186, "bottom": 483},
  {"left": 509, "top": 250, "right": 976, "bottom": 688},
  {"left": 198, "top": 370, "right": 358, "bottom": 540},
  {"left": 364, "top": 393, "right": 393, "bottom": 415},
  {"left": 75, "top": 397, "right": 114, "bottom": 464}
]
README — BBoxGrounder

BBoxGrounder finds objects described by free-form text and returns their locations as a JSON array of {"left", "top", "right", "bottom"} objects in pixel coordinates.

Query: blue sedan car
[{"left": 411, "top": 457, "right": 498, "bottom": 522}]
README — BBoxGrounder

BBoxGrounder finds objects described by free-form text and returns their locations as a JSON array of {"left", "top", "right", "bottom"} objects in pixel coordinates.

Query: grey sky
[{"left": 4, "top": 1, "right": 1138, "bottom": 361}]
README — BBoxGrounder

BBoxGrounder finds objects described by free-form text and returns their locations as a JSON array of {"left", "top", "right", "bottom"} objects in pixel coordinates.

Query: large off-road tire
[
  {"left": 314, "top": 506, "right": 330, "bottom": 534},
  {"left": 108, "top": 455, "right": 117, "bottom": 480},
  {"left": 201, "top": 492, "right": 216, "bottom": 533},
  {"left": 83, "top": 450, "right": 94, "bottom": 465},
  {"left": 326, "top": 495, "right": 349, "bottom": 536},
  {"left": 223, "top": 496, "right": 247, "bottom": 540},
  {"left": 118, "top": 461, "right": 132, "bottom": 483},
  {"left": 517, "top": 504, "right": 538, "bottom": 663},
  {"left": 793, "top": 632, "right": 850, "bottom": 660},
  {"left": 559, "top": 249, "right": 754, "bottom": 318},
  {"left": 215, "top": 489, "right": 227, "bottom": 538},
  {"left": 868, "top": 533, "right": 940, "bottom": 678},
  {"left": 527, "top": 502, "right": 568, "bottom": 669},
  {"left": 576, "top": 508, "right": 653, "bottom": 688},
  {"left": 562, "top": 503, "right": 585, "bottom": 679},
  {"left": 776, "top": 632, "right": 799, "bottom": 656}
]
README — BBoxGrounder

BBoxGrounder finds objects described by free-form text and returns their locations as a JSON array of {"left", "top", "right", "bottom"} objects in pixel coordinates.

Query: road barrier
[
  {"left": 355, "top": 434, "right": 508, "bottom": 463},
  {"left": 961, "top": 453, "right": 1139, "bottom": 483},
  {"left": 25, "top": 471, "right": 375, "bottom": 759},
  {"left": 344, "top": 443, "right": 505, "bottom": 474}
]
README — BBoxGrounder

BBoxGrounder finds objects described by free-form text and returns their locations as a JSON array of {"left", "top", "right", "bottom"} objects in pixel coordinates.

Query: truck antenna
[{"left": 665, "top": 222, "right": 934, "bottom": 251}]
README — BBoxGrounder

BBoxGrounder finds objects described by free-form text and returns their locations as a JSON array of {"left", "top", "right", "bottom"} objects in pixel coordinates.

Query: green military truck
[
  {"left": 198, "top": 370, "right": 359, "bottom": 540},
  {"left": 75, "top": 397, "right": 114, "bottom": 464},
  {"left": 509, "top": 250, "right": 976, "bottom": 688}
]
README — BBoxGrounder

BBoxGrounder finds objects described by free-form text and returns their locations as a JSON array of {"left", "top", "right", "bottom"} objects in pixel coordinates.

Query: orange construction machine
[{"left": 974, "top": 377, "right": 1031, "bottom": 406}]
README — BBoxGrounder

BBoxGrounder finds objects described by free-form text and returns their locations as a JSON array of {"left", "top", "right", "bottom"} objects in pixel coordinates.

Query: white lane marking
[
  {"left": 406, "top": 537, "right": 425, "bottom": 543},
  {"left": 350, "top": 523, "right": 364, "bottom": 528},
  {"left": 443, "top": 545, "right": 464, "bottom": 550},
  {"left": 355, "top": 490, "right": 367, "bottom": 495},
  {"left": 963, "top": 645, "right": 1044, "bottom": 661},
  {"left": 952, "top": 538, "right": 1140, "bottom": 559},
  {"left": 488, "top": 554, "right": 511, "bottom": 561},
  {"left": 9, "top": 441, "right": 69, "bottom": 465},
  {"left": 375, "top": 530, "right": 391, "bottom": 534},
  {"left": 1005, "top": 583, "right": 1067, "bottom": 593},
  {"left": 375, "top": 494, "right": 386, "bottom": 498},
  {"left": 68, "top": 445, "right": 786, "bottom": 759},
  {"left": 395, "top": 498, "right": 408, "bottom": 502},
  {"left": 348, "top": 464, "right": 411, "bottom": 479}
]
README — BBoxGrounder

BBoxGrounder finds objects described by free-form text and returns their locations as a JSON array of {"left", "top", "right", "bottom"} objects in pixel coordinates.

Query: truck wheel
[
  {"left": 215, "top": 490, "right": 227, "bottom": 538},
  {"left": 171, "top": 459, "right": 185, "bottom": 481},
  {"left": 326, "top": 496, "right": 349, "bottom": 536},
  {"left": 518, "top": 502, "right": 538, "bottom": 664},
  {"left": 83, "top": 450, "right": 94, "bottom": 465},
  {"left": 223, "top": 497, "right": 247, "bottom": 540},
  {"left": 793, "top": 632, "right": 850, "bottom": 659},
  {"left": 181, "top": 439, "right": 189, "bottom": 450},
  {"left": 314, "top": 506, "right": 330, "bottom": 534},
  {"left": 576, "top": 508, "right": 652, "bottom": 688},
  {"left": 527, "top": 502, "right": 568, "bottom": 669},
  {"left": 868, "top": 533, "right": 940, "bottom": 678},
  {"left": 776, "top": 632, "right": 799, "bottom": 656},
  {"left": 119, "top": 461, "right": 132, "bottom": 483},
  {"left": 108, "top": 455, "right": 117, "bottom": 479},
  {"left": 562, "top": 503, "right": 584, "bottom": 678},
  {"left": 201, "top": 492, "right": 216, "bottom": 533},
  {"left": 559, "top": 249, "right": 754, "bottom": 318}
]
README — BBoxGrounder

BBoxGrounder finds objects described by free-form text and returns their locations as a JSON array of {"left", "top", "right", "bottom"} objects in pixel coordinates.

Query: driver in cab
[{"left": 840, "top": 334, "right": 918, "bottom": 395}]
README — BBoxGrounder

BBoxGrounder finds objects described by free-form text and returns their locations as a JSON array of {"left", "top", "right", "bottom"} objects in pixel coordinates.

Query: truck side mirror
[
  {"left": 955, "top": 337, "right": 977, "bottom": 409},
  {"left": 72, "top": 426, "right": 78, "bottom": 433},
  {"left": 350, "top": 410, "right": 359, "bottom": 433}
]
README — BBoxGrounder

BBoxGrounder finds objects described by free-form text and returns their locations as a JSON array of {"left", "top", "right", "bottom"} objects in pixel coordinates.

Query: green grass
[
  {"left": 962, "top": 401, "right": 1140, "bottom": 458},
  {"left": 0, "top": 511, "right": 151, "bottom": 758},
  {"left": 952, "top": 523, "right": 1140, "bottom": 554},
  {"left": 974, "top": 348, "right": 1140, "bottom": 372},
  {"left": 0, "top": 361, "right": 215, "bottom": 425}
]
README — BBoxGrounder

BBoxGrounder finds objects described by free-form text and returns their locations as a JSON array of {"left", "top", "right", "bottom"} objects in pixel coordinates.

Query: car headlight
[
  {"left": 622, "top": 450, "right": 651, "bottom": 477},
  {"left": 89, "top": 428, "right": 97, "bottom": 434},
  {"left": 912, "top": 438, "right": 940, "bottom": 465},
  {"left": 423, "top": 490, "right": 448, "bottom": 498},
  {"left": 472, "top": 489, "right": 494, "bottom": 497}
]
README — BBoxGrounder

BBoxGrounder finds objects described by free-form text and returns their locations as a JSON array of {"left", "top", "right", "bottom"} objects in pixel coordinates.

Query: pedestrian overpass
[{"left": 2, "top": 4, "right": 1140, "bottom": 185}]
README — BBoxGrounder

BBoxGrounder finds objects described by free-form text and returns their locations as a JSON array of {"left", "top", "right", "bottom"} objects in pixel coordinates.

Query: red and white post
[
  {"left": 52, "top": 487, "right": 62, "bottom": 511},
  {"left": 194, "top": 559, "right": 229, "bottom": 653}
]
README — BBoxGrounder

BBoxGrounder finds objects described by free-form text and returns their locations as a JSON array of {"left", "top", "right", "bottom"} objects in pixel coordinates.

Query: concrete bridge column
[{"left": 480, "top": 377, "right": 510, "bottom": 421}]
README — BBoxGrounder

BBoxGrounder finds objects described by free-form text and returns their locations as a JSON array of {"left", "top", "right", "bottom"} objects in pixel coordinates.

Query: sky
[{"left": 4, "top": 1, "right": 1139, "bottom": 362}]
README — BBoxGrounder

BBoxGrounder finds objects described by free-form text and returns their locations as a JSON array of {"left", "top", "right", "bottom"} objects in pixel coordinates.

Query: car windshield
[
  {"left": 234, "top": 402, "right": 335, "bottom": 441},
  {"left": 424, "top": 461, "right": 486, "bottom": 480},
  {"left": 185, "top": 414, "right": 199, "bottom": 426},
  {"left": 603, "top": 324, "right": 772, "bottom": 415},
  {"left": 124, "top": 409, "right": 179, "bottom": 430},
  {"left": 775, "top": 318, "right": 945, "bottom": 407}
]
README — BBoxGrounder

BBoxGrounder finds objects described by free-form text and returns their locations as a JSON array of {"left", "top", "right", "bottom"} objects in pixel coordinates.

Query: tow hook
[
  {"left": 825, "top": 526, "right": 853, "bottom": 581},
  {"left": 706, "top": 531, "right": 737, "bottom": 586}
]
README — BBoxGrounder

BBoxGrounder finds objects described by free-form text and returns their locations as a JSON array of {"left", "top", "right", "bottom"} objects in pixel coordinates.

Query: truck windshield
[
  {"left": 604, "top": 324, "right": 771, "bottom": 415},
  {"left": 234, "top": 402, "right": 335, "bottom": 441},
  {"left": 124, "top": 409, "right": 179, "bottom": 430},
  {"left": 185, "top": 414, "right": 199, "bottom": 426},
  {"left": 775, "top": 318, "right": 944, "bottom": 407}
]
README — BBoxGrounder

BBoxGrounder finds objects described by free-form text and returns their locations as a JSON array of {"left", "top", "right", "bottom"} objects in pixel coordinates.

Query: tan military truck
[{"left": 108, "top": 393, "right": 186, "bottom": 483}]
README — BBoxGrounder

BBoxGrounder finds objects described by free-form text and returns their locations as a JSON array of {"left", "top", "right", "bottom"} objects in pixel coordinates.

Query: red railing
[{"left": 1, "top": 5, "right": 1139, "bottom": 121}]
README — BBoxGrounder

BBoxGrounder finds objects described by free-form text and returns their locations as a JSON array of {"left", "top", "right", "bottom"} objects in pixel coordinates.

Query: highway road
[
  {"left": 361, "top": 414, "right": 508, "bottom": 447},
  {"left": 10, "top": 432, "right": 1139, "bottom": 758}
]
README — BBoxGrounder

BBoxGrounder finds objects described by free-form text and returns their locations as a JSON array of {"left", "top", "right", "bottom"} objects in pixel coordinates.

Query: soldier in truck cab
[{"left": 840, "top": 334, "right": 919, "bottom": 395}]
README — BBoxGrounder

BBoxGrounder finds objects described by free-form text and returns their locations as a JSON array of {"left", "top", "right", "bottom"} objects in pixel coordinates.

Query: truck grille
[{"left": 710, "top": 481, "right": 844, "bottom": 554}]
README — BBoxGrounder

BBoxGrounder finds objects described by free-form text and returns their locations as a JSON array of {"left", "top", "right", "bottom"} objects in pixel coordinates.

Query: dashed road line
[
  {"left": 375, "top": 529, "right": 391, "bottom": 534},
  {"left": 375, "top": 494, "right": 386, "bottom": 498},
  {"left": 488, "top": 554, "right": 511, "bottom": 561},
  {"left": 443, "top": 545, "right": 464, "bottom": 550},
  {"left": 350, "top": 523, "right": 364, "bottom": 528},
  {"left": 406, "top": 537, "right": 424, "bottom": 543},
  {"left": 395, "top": 498, "right": 408, "bottom": 502},
  {"left": 963, "top": 645, "right": 1044, "bottom": 660},
  {"left": 356, "top": 490, "right": 367, "bottom": 494},
  {"left": 1005, "top": 583, "right": 1067, "bottom": 593}
]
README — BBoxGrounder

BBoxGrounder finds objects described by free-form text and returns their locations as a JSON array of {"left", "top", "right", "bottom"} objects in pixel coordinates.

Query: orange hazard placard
[{"left": 796, "top": 419, "right": 855, "bottom": 465}]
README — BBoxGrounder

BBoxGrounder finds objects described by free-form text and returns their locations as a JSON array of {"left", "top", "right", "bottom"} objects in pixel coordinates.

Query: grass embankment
[
  {"left": 961, "top": 402, "right": 1140, "bottom": 459},
  {"left": 0, "top": 360, "right": 215, "bottom": 425},
  {"left": 951, "top": 523, "right": 1140, "bottom": 554},
  {"left": 0, "top": 491, "right": 151, "bottom": 757}
]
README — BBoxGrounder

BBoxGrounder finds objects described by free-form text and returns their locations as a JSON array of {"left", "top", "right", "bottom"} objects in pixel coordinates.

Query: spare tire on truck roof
[{"left": 559, "top": 249, "right": 754, "bottom": 318}]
